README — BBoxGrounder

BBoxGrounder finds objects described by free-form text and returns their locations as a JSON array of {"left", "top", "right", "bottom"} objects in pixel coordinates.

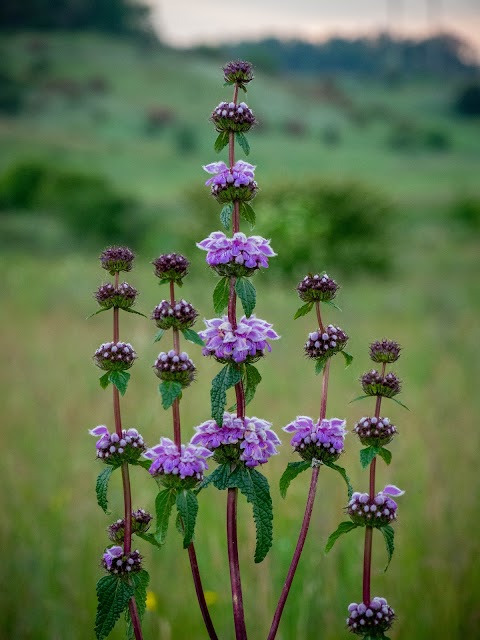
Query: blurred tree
[{"left": 454, "top": 83, "right": 480, "bottom": 116}]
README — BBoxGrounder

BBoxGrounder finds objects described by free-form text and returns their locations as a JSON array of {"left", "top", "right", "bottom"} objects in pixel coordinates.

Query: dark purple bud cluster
[
  {"left": 223, "top": 60, "right": 254, "bottom": 86},
  {"left": 297, "top": 273, "right": 339, "bottom": 303},
  {"left": 102, "top": 546, "right": 142, "bottom": 575},
  {"left": 107, "top": 509, "right": 153, "bottom": 542},
  {"left": 93, "top": 341, "right": 137, "bottom": 372},
  {"left": 152, "top": 253, "right": 189, "bottom": 283},
  {"left": 346, "top": 597, "right": 395, "bottom": 636},
  {"left": 151, "top": 299, "right": 198, "bottom": 330},
  {"left": 369, "top": 339, "right": 401, "bottom": 364},
  {"left": 353, "top": 416, "right": 397, "bottom": 447},
  {"left": 94, "top": 282, "right": 138, "bottom": 310},
  {"left": 304, "top": 325, "right": 348, "bottom": 360},
  {"left": 213, "top": 180, "right": 257, "bottom": 205},
  {"left": 153, "top": 350, "right": 196, "bottom": 387},
  {"left": 361, "top": 370, "right": 401, "bottom": 398},
  {"left": 211, "top": 101, "right": 256, "bottom": 133},
  {"left": 347, "top": 491, "right": 399, "bottom": 527},
  {"left": 100, "top": 246, "right": 135, "bottom": 275}
]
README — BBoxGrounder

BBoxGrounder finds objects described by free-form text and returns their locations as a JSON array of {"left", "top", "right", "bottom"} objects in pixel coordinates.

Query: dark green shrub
[
  {"left": 0, "top": 161, "right": 49, "bottom": 209},
  {"left": 454, "top": 83, "right": 480, "bottom": 117},
  {"left": 450, "top": 196, "right": 480, "bottom": 231}
]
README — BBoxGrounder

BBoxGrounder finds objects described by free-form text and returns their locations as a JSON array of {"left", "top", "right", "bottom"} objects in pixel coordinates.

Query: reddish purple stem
[{"left": 227, "top": 487, "right": 248, "bottom": 640}]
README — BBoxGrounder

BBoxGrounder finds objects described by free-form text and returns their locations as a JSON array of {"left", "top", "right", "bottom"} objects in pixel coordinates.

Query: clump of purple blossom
[
  {"left": 297, "top": 273, "right": 339, "bottom": 303},
  {"left": 153, "top": 350, "right": 196, "bottom": 386},
  {"left": 144, "top": 437, "right": 212, "bottom": 488},
  {"left": 94, "top": 282, "right": 138, "bottom": 310},
  {"left": 151, "top": 299, "right": 198, "bottom": 330},
  {"left": 152, "top": 253, "right": 189, "bottom": 283},
  {"left": 369, "top": 339, "right": 401, "bottom": 364},
  {"left": 93, "top": 341, "right": 137, "bottom": 372},
  {"left": 102, "top": 546, "right": 142, "bottom": 575},
  {"left": 223, "top": 60, "right": 254, "bottom": 87},
  {"left": 347, "top": 485, "right": 405, "bottom": 527},
  {"left": 346, "top": 597, "right": 395, "bottom": 636},
  {"left": 361, "top": 370, "right": 401, "bottom": 398},
  {"left": 89, "top": 425, "right": 145, "bottom": 464},
  {"left": 203, "top": 161, "right": 257, "bottom": 203},
  {"left": 191, "top": 412, "right": 280, "bottom": 467},
  {"left": 107, "top": 509, "right": 153, "bottom": 543},
  {"left": 353, "top": 416, "right": 397, "bottom": 447},
  {"left": 100, "top": 246, "right": 135, "bottom": 275},
  {"left": 283, "top": 416, "right": 347, "bottom": 463},
  {"left": 199, "top": 315, "right": 280, "bottom": 363},
  {"left": 211, "top": 101, "right": 256, "bottom": 132},
  {"left": 304, "top": 325, "right": 348, "bottom": 360},
  {"left": 197, "top": 231, "right": 276, "bottom": 277}
]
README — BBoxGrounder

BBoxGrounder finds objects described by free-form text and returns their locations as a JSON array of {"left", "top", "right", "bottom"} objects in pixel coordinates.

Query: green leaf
[
  {"left": 108, "top": 371, "right": 130, "bottom": 396},
  {"left": 99, "top": 372, "right": 110, "bottom": 390},
  {"left": 315, "top": 357, "right": 328, "bottom": 375},
  {"left": 293, "top": 301, "right": 314, "bottom": 320},
  {"left": 235, "top": 278, "right": 256, "bottom": 317},
  {"left": 378, "top": 447, "right": 392, "bottom": 465},
  {"left": 154, "top": 489, "right": 177, "bottom": 545},
  {"left": 390, "top": 397, "right": 410, "bottom": 410},
  {"left": 360, "top": 446, "right": 380, "bottom": 469},
  {"left": 341, "top": 351, "right": 354, "bottom": 368},
  {"left": 175, "top": 511, "right": 184, "bottom": 535},
  {"left": 379, "top": 524, "right": 395, "bottom": 571},
  {"left": 214, "top": 130, "right": 229, "bottom": 153},
  {"left": 212, "top": 277, "right": 230, "bottom": 314},
  {"left": 135, "top": 459, "right": 153, "bottom": 471},
  {"left": 325, "top": 521, "right": 359, "bottom": 553},
  {"left": 96, "top": 466, "right": 115, "bottom": 514},
  {"left": 176, "top": 490, "right": 199, "bottom": 548},
  {"left": 349, "top": 394, "right": 371, "bottom": 404},
  {"left": 126, "top": 570, "right": 150, "bottom": 639},
  {"left": 124, "top": 308, "right": 147, "bottom": 318},
  {"left": 324, "top": 300, "right": 342, "bottom": 311},
  {"left": 279, "top": 461, "right": 310, "bottom": 498},
  {"left": 181, "top": 328, "right": 205, "bottom": 346},
  {"left": 323, "top": 461, "right": 353, "bottom": 499},
  {"left": 153, "top": 329, "right": 165, "bottom": 343},
  {"left": 210, "top": 364, "right": 242, "bottom": 426},
  {"left": 235, "top": 131, "right": 250, "bottom": 155},
  {"left": 220, "top": 203, "right": 233, "bottom": 230},
  {"left": 136, "top": 532, "right": 162, "bottom": 548},
  {"left": 240, "top": 202, "right": 256, "bottom": 228},
  {"left": 159, "top": 381, "right": 183, "bottom": 410},
  {"left": 235, "top": 467, "right": 273, "bottom": 563},
  {"left": 198, "top": 463, "right": 232, "bottom": 492},
  {"left": 95, "top": 575, "right": 134, "bottom": 640},
  {"left": 244, "top": 363, "right": 262, "bottom": 406},
  {"left": 87, "top": 308, "right": 109, "bottom": 319}
]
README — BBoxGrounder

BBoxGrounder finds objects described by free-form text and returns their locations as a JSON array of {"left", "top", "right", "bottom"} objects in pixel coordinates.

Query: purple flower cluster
[
  {"left": 102, "top": 546, "right": 142, "bottom": 575},
  {"left": 297, "top": 273, "right": 339, "bottom": 303},
  {"left": 223, "top": 60, "right": 254, "bottom": 86},
  {"left": 152, "top": 299, "right": 198, "bottom": 330},
  {"left": 283, "top": 416, "right": 347, "bottom": 463},
  {"left": 347, "top": 485, "right": 405, "bottom": 527},
  {"left": 199, "top": 315, "right": 280, "bottom": 364},
  {"left": 93, "top": 341, "right": 137, "bottom": 372},
  {"left": 144, "top": 437, "right": 212, "bottom": 487},
  {"left": 108, "top": 509, "right": 153, "bottom": 543},
  {"left": 89, "top": 425, "right": 145, "bottom": 464},
  {"left": 153, "top": 350, "right": 196, "bottom": 386},
  {"left": 197, "top": 231, "right": 276, "bottom": 277},
  {"left": 191, "top": 412, "right": 281, "bottom": 467},
  {"left": 346, "top": 597, "right": 395, "bottom": 636},
  {"left": 304, "top": 325, "right": 348, "bottom": 360},
  {"left": 369, "top": 339, "right": 401, "bottom": 364},
  {"left": 203, "top": 161, "right": 257, "bottom": 203},
  {"left": 361, "top": 370, "right": 401, "bottom": 398},
  {"left": 211, "top": 101, "right": 256, "bottom": 132},
  {"left": 353, "top": 416, "right": 397, "bottom": 447},
  {"left": 100, "top": 246, "right": 135, "bottom": 274},
  {"left": 152, "top": 253, "right": 189, "bottom": 283},
  {"left": 94, "top": 282, "right": 138, "bottom": 310}
]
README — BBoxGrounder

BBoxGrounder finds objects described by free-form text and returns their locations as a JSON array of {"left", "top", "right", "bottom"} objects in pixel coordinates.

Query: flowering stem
[
  {"left": 267, "top": 466, "right": 320, "bottom": 640},
  {"left": 228, "top": 277, "right": 237, "bottom": 329},
  {"left": 188, "top": 544, "right": 220, "bottom": 640},
  {"left": 315, "top": 301, "right": 325, "bottom": 333},
  {"left": 319, "top": 358, "right": 331, "bottom": 421},
  {"left": 227, "top": 486, "right": 248, "bottom": 640}
]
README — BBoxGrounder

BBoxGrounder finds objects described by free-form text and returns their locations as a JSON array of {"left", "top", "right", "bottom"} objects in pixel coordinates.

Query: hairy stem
[
  {"left": 315, "top": 300, "right": 325, "bottom": 333},
  {"left": 188, "top": 544, "right": 219, "bottom": 640},
  {"left": 227, "top": 487, "right": 247, "bottom": 640},
  {"left": 319, "top": 358, "right": 331, "bottom": 421},
  {"left": 267, "top": 467, "right": 320, "bottom": 640}
]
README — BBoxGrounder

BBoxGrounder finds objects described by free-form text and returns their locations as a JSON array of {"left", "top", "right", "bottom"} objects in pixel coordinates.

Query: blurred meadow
[{"left": 1, "top": 9, "right": 480, "bottom": 640}]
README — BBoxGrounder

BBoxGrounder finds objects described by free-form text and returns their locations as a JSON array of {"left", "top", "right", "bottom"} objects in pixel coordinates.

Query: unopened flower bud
[
  {"left": 347, "top": 485, "right": 404, "bottom": 526},
  {"left": 94, "top": 282, "right": 138, "bottom": 310},
  {"left": 304, "top": 324, "right": 348, "bottom": 360},
  {"left": 361, "top": 370, "right": 401, "bottom": 398},
  {"left": 89, "top": 425, "right": 145, "bottom": 465},
  {"left": 100, "top": 246, "right": 135, "bottom": 275},
  {"left": 297, "top": 273, "right": 339, "bottom": 303},
  {"left": 211, "top": 100, "right": 256, "bottom": 133},
  {"left": 353, "top": 416, "right": 397, "bottom": 447},
  {"left": 153, "top": 351, "right": 196, "bottom": 387},
  {"left": 107, "top": 509, "right": 153, "bottom": 542},
  {"left": 93, "top": 341, "right": 137, "bottom": 372},
  {"left": 369, "top": 339, "right": 401, "bottom": 363},
  {"left": 152, "top": 253, "right": 189, "bottom": 284},
  {"left": 223, "top": 60, "right": 254, "bottom": 87},
  {"left": 102, "top": 546, "right": 142, "bottom": 575},
  {"left": 346, "top": 597, "right": 395, "bottom": 636},
  {"left": 151, "top": 299, "right": 198, "bottom": 330}
]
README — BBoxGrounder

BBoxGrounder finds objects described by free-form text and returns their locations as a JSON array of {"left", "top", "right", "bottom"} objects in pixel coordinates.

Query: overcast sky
[{"left": 147, "top": 0, "right": 480, "bottom": 55}]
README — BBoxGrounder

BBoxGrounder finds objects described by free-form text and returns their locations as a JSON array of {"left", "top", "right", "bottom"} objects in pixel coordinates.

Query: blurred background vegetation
[{"left": 1, "top": 1, "right": 479, "bottom": 639}]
